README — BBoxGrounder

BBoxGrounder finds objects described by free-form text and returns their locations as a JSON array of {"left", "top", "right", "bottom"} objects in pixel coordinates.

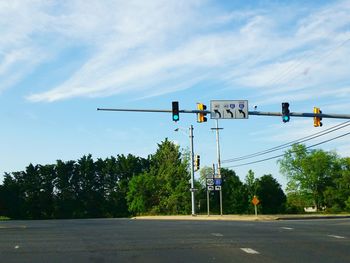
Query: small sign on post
[{"left": 252, "top": 195, "right": 260, "bottom": 217}]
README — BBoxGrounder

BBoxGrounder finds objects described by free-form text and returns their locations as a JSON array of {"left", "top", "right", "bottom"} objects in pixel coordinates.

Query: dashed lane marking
[
  {"left": 211, "top": 233, "right": 223, "bottom": 237},
  {"left": 240, "top": 248, "right": 260, "bottom": 254},
  {"left": 280, "top": 227, "right": 294, "bottom": 230},
  {"left": 0, "top": 225, "right": 26, "bottom": 229},
  {"left": 328, "top": 235, "right": 345, "bottom": 239}
]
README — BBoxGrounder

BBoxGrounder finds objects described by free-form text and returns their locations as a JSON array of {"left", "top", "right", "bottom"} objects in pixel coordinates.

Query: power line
[
  {"left": 263, "top": 36, "right": 350, "bottom": 89},
  {"left": 223, "top": 131, "right": 350, "bottom": 168},
  {"left": 222, "top": 121, "right": 350, "bottom": 163}
]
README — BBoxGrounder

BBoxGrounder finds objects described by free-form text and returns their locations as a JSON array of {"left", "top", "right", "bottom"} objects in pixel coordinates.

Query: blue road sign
[{"left": 214, "top": 178, "right": 222, "bottom": 186}]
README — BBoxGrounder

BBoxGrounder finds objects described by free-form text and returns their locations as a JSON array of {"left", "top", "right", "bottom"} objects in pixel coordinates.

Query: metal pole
[
  {"left": 97, "top": 107, "right": 350, "bottom": 120},
  {"left": 216, "top": 119, "right": 222, "bottom": 175},
  {"left": 207, "top": 190, "right": 210, "bottom": 216},
  {"left": 254, "top": 205, "right": 258, "bottom": 217},
  {"left": 215, "top": 119, "right": 223, "bottom": 216},
  {"left": 189, "top": 125, "right": 196, "bottom": 216}
]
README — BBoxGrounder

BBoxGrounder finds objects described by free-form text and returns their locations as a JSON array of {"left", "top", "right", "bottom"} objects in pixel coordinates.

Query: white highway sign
[{"left": 210, "top": 100, "right": 248, "bottom": 119}]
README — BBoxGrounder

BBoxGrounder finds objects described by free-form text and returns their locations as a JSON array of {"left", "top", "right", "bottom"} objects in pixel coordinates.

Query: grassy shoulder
[{"left": 0, "top": 216, "right": 10, "bottom": 221}]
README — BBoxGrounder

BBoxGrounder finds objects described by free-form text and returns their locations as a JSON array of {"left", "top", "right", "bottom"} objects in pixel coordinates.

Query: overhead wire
[
  {"left": 263, "top": 36, "right": 350, "bottom": 90},
  {"left": 223, "top": 130, "right": 350, "bottom": 168},
  {"left": 222, "top": 120, "right": 350, "bottom": 163}
]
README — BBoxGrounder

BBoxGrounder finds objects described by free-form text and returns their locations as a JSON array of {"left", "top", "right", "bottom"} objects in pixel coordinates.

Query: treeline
[
  {"left": 1, "top": 139, "right": 349, "bottom": 219},
  {"left": 0, "top": 139, "right": 287, "bottom": 219},
  {"left": 0, "top": 153, "right": 149, "bottom": 219}
]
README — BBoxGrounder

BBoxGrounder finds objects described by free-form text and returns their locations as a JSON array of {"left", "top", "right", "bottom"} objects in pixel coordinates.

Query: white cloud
[{"left": 1, "top": 0, "right": 350, "bottom": 105}]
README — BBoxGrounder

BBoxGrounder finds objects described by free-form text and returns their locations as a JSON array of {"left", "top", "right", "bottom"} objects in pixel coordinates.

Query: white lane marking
[
  {"left": 328, "top": 235, "right": 345, "bottom": 239},
  {"left": 240, "top": 248, "right": 260, "bottom": 254},
  {"left": 211, "top": 233, "right": 223, "bottom": 237},
  {"left": 281, "top": 227, "right": 294, "bottom": 230},
  {"left": 14, "top": 245, "right": 19, "bottom": 249}
]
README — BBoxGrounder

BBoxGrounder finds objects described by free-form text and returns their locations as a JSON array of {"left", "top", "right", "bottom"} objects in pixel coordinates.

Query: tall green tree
[
  {"left": 0, "top": 173, "right": 25, "bottom": 219},
  {"left": 221, "top": 168, "right": 248, "bottom": 214},
  {"left": 127, "top": 139, "right": 190, "bottom": 215},
  {"left": 279, "top": 144, "right": 339, "bottom": 210},
  {"left": 54, "top": 160, "right": 79, "bottom": 218},
  {"left": 37, "top": 164, "right": 55, "bottom": 218},
  {"left": 78, "top": 154, "right": 105, "bottom": 217},
  {"left": 256, "top": 174, "right": 286, "bottom": 214},
  {"left": 23, "top": 164, "right": 43, "bottom": 219},
  {"left": 109, "top": 154, "right": 150, "bottom": 217},
  {"left": 245, "top": 169, "right": 258, "bottom": 214},
  {"left": 323, "top": 157, "right": 350, "bottom": 212}
]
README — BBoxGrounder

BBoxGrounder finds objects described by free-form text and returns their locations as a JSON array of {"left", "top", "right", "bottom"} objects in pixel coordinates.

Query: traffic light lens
[
  {"left": 173, "top": 115, "right": 179, "bottom": 121},
  {"left": 283, "top": 115, "right": 290, "bottom": 122}
]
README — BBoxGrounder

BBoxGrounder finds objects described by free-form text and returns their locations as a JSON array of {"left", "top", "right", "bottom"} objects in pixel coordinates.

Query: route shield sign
[
  {"left": 206, "top": 178, "right": 214, "bottom": 186},
  {"left": 214, "top": 178, "right": 222, "bottom": 186},
  {"left": 210, "top": 100, "right": 248, "bottom": 119}
]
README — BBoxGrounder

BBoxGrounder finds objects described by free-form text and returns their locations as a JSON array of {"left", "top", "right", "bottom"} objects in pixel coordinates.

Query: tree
[
  {"left": 256, "top": 174, "right": 286, "bottom": 214},
  {"left": 278, "top": 144, "right": 338, "bottom": 210},
  {"left": 37, "top": 164, "right": 55, "bottom": 218},
  {"left": 127, "top": 139, "right": 190, "bottom": 215},
  {"left": 323, "top": 157, "right": 350, "bottom": 212},
  {"left": 245, "top": 169, "right": 258, "bottom": 214},
  {"left": 54, "top": 160, "right": 79, "bottom": 218},
  {"left": 108, "top": 154, "right": 150, "bottom": 217},
  {"left": 0, "top": 173, "right": 25, "bottom": 219},
  {"left": 221, "top": 168, "right": 248, "bottom": 214}
]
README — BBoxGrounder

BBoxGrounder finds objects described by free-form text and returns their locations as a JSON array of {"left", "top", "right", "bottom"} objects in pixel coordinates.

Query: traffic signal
[
  {"left": 172, "top": 101, "right": 179, "bottom": 122},
  {"left": 194, "top": 155, "right": 200, "bottom": 171},
  {"left": 313, "top": 107, "right": 323, "bottom": 127},
  {"left": 197, "top": 103, "right": 207, "bottom": 123},
  {"left": 282, "top": 102, "right": 290, "bottom": 123}
]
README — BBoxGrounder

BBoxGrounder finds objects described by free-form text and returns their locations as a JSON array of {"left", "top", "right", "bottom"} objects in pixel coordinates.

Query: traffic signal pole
[
  {"left": 97, "top": 108, "right": 350, "bottom": 120},
  {"left": 97, "top": 106, "right": 350, "bottom": 216},
  {"left": 248, "top": 111, "right": 350, "bottom": 119}
]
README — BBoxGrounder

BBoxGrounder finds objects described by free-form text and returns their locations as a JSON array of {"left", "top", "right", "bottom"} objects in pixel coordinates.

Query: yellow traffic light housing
[
  {"left": 194, "top": 155, "right": 200, "bottom": 171},
  {"left": 313, "top": 107, "right": 323, "bottom": 127},
  {"left": 197, "top": 103, "right": 207, "bottom": 123}
]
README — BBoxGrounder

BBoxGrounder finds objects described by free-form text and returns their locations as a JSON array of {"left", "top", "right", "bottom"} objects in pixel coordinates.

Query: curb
[{"left": 133, "top": 214, "right": 350, "bottom": 221}]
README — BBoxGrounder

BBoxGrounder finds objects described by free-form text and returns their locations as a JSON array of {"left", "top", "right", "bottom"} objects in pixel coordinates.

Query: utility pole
[
  {"left": 212, "top": 119, "right": 223, "bottom": 216},
  {"left": 189, "top": 125, "right": 196, "bottom": 216}
]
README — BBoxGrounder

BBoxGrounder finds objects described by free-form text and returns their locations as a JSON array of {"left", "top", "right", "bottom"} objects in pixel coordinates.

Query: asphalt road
[{"left": 0, "top": 218, "right": 349, "bottom": 263}]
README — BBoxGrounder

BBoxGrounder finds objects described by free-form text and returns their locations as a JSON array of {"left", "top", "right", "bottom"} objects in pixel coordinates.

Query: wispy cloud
[{"left": 1, "top": 0, "right": 350, "bottom": 104}]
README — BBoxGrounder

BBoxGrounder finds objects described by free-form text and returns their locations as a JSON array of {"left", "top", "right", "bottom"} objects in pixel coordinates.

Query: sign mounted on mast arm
[{"left": 210, "top": 100, "right": 248, "bottom": 119}]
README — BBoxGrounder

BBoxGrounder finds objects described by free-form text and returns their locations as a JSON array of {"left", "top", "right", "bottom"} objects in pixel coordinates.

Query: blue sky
[{"left": 1, "top": 0, "right": 350, "bottom": 189}]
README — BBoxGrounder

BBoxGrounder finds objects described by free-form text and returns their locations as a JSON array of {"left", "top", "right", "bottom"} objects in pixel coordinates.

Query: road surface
[{"left": 1, "top": 218, "right": 349, "bottom": 262}]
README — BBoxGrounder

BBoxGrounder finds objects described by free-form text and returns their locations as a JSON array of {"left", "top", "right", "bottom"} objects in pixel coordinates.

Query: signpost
[
  {"left": 252, "top": 195, "right": 260, "bottom": 217},
  {"left": 206, "top": 165, "right": 223, "bottom": 216}
]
